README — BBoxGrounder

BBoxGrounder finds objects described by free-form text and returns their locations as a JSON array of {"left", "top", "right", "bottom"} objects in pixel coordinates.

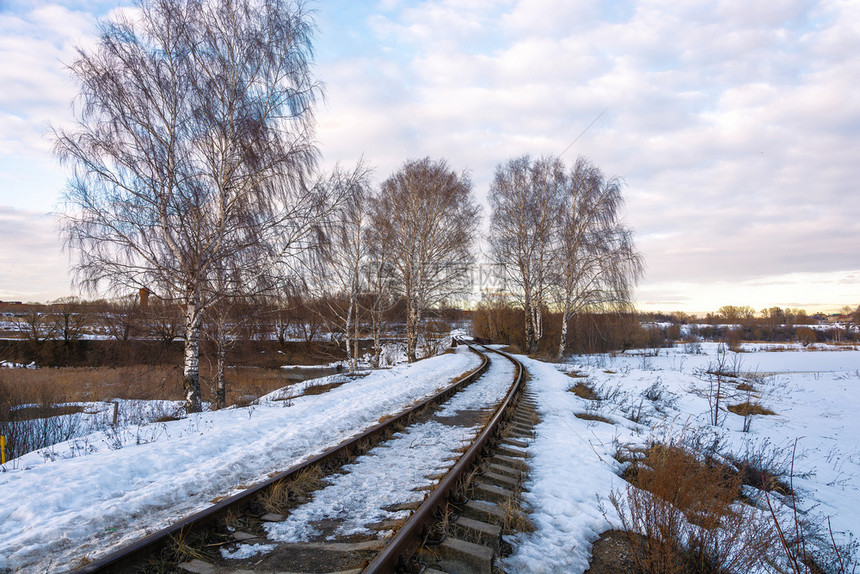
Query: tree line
[{"left": 54, "top": 0, "right": 642, "bottom": 413}]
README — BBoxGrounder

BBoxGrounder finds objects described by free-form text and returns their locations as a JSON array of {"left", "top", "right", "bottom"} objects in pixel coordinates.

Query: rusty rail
[
  {"left": 75, "top": 346, "right": 489, "bottom": 573},
  {"left": 362, "top": 347, "right": 524, "bottom": 573}
]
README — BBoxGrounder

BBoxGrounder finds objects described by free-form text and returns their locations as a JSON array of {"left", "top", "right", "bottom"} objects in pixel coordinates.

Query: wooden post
[{"left": 112, "top": 401, "right": 119, "bottom": 426}]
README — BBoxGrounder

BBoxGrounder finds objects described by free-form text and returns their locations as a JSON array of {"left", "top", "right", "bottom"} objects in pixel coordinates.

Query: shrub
[
  {"left": 610, "top": 437, "right": 778, "bottom": 574},
  {"left": 795, "top": 327, "right": 817, "bottom": 347},
  {"left": 0, "top": 375, "right": 82, "bottom": 460},
  {"left": 725, "top": 328, "right": 743, "bottom": 352}
]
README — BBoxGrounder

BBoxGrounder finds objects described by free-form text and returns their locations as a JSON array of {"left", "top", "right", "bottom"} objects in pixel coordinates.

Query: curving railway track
[{"left": 73, "top": 343, "right": 536, "bottom": 574}]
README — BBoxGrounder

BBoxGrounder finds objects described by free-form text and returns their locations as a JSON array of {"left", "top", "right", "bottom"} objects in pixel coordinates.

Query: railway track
[{"left": 74, "top": 343, "right": 536, "bottom": 574}]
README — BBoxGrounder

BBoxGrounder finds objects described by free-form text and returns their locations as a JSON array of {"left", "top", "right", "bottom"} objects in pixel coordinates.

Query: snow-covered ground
[
  {"left": 243, "top": 351, "right": 515, "bottom": 557},
  {"left": 504, "top": 342, "right": 860, "bottom": 573},
  {"left": 3, "top": 342, "right": 858, "bottom": 573},
  {"left": 0, "top": 347, "right": 480, "bottom": 572}
]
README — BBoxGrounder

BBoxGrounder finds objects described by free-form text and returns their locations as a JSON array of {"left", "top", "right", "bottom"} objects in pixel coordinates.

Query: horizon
[{"left": 0, "top": 295, "right": 853, "bottom": 320}]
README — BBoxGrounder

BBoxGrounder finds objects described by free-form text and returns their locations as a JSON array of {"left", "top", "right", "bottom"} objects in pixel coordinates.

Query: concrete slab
[
  {"left": 500, "top": 437, "right": 529, "bottom": 449},
  {"left": 455, "top": 515, "right": 502, "bottom": 541},
  {"left": 482, "top": 470, "right": 519, "bottom": 488},
  {"left": 486, "top": 462, "right": 521, "bottom": 478},
  {"left": 179, "top": 559, "right": 216, "bottom": 574},
  {"left": 497, "top": 445, "right": 528, "bottom": 459},
  {"left": 462, "top": 499, "right": 506, "bottom": 523},
  {"left": 492, "top": 454, "right": 529, "bottom": 471},
  {"left": 232, "top": 531, "right": 261, "bottom": 542},
  {"left": 439, "top": 536, "right": 494, "bottom": 574},
  {"left": 474, "top": 481, "right": 513, "bottom": 503}
]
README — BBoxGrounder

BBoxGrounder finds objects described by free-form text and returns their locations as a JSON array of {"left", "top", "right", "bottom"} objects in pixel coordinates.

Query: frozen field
[{"left": 505, "top": 342, "right": 860, "bottom": 573}]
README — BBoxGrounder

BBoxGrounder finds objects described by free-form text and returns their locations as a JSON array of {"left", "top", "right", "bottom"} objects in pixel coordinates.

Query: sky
[{"left": 0, "top": 0, "right": 858, "bottom": 314}]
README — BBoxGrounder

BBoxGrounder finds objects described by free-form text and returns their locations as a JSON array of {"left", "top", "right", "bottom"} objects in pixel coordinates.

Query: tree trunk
[
  {"left": 213, "top": 323, "right": 227, "bottom": 410},
  {"left": 406, "top": 294, "right": 420, "bottom": 363},
  {"left": 558, "top": 305, "right": 570, "bottom": 361},
  {"left": 183, "top": 300, "right": 203, "bottom": 413},
  {"left": 371, "top": 300, "right": 383, "bottom": 369},
  {"left": 523, "top": 282, "right": 536, "bottom": 354},
  {"left": 344, "top": 297, "right": 354, "bottom": 372},
  {"left": 352, "top": 301, "right": 359, "bottom": 373}
]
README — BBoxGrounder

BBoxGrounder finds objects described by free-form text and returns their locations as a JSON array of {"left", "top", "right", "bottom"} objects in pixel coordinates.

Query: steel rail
[
  {"left": 362, "top": 347, "right": 524, "bottom": 573},
  {"left": 74, "top": 346, "right": 489, "bottom": 573}
]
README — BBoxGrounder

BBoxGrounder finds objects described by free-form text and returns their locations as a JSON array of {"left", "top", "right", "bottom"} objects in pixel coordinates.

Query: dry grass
[
  {"left": 611, "top": 440, "right": 778, "bottom": 574},
  {"left": 575, "top": 412, "right": 613, "bottom": 424},
  {"left": 498, "top": 496, "right": 535, "bottom": 533},
  {"left": 736, "top": 381, "right": 756, "bottom": 392},
  {"left": 167, "top": 528, "right": 209, "bottom": 563},
  {"left": 300, "top": 380, "right": 347, "bottom": 396},
  {"left": 0, "top": 364, "right": 300, "bottom": 407},
  {"left": 1, "top": 365, "right": 183, "bottom": 403},
  {"left": 728, "top": 401, "right": 775, "bottom": 416},
  {"left": 569, "top": 381, "right": 599, "bottom": 400},
  {"left": 258, "top": 466, "right": 324, "bottom": 514},
  {"left": 566, "top": 370, "right": 589, "bottom": 378}
]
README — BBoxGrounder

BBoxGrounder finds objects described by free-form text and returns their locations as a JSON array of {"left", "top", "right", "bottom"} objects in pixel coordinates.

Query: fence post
[
  {"left": 1, "top": 434, "right": 6, "bottom": 464},
  {"left": 112, "top": 401, "right": 119, "bottom": 426}
]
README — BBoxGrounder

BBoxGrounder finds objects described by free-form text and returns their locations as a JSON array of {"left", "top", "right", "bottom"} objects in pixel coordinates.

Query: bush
[
  {"left": 795, "top": 327, "right": 817, "bottom": 347},
  {"left": 0, "top": 374, "right": 82, "bottom": 461},
  {"left": 725, "top": 328, "right": 743, "bottom": 352},
  {"left": 610, "top": 437, "right": 778, "bottom": 574}
]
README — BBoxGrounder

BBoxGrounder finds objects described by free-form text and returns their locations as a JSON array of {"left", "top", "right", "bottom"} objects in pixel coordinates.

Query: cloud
[
  {"left": 1, "top": 0, "right": 858, "bottom": 310},
  {"left": 0, "top": 3, "right": 99, "bottom": 155},
  {"left": 638, "top": 269, "right": 860, "bottom": 314},
  {"left": 0, "top": 205, "right": 70, "bottom": 302},
  {"left": 313, "top": 0, "right": 860, "bottom": 312}
]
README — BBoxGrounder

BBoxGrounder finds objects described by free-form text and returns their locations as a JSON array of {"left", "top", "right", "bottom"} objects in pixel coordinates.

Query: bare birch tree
[
  {"left": 315, "top": 166, "right": 373, "bottom": 373},
  {"left": 553, "top": 157, "right": 643, "bottom": 359},
  {"left": 373, "top": 158, "right": 478, "bottom": 363},
  {"left": 55, "top": 0, "right": 325, "bottom": 412},
  {"left": 489, "top": 155, "right": 563, "bottom": 354},
  {"left": 363, "top": 219, "right": 397, "bottom": 368}
]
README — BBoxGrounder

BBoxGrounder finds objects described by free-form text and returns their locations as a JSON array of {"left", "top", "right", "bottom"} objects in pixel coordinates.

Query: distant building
[{"left": 139, "top": 288, "right": 151, "bottom": 308}]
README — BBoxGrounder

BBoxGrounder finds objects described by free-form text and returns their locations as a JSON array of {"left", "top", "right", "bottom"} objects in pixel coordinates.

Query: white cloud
[
  {"left": 0, "top": 3, "right": 99, "bottom": 155},
  {"left": 1, "top": 0, "right": 858, "bottom": 310},
  {"left": 0, "top": 206, "right": 70, "bottom": 302},
  {"left": 315, "top": 0, "right": 860, "bottom": 312}
]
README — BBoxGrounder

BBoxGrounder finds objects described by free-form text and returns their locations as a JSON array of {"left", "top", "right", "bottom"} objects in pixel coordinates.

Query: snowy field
[
  {"left": 504, "top": 342, "right": 860, "bottom": 573},
  {"left": 0, "top": 347, "right": 480, "bottom": 572},
  {"left": 3, "top": 342, "right": 858, "bottom": 573}
]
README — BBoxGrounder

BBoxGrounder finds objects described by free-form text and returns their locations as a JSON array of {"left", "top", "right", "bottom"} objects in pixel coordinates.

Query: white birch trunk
[
  {"left": 183, "top": 298, "right": 202, "bottom": 413},
  {"left": 558, "top": 303, "right": 570, "bottom": 360}
]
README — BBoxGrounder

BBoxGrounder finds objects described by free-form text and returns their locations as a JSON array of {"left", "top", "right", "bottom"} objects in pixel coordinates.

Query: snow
[
  {"left": 3, "top": 341, "right": 859, "bottom": 573},
  {"left": 502, "top": 356, "right": 625, "bottom": 573},
  {"left": 0, "top": 347, "right": 480, "bottom": 572},
  {"left": 503, "top": 343, "right": 860, "bottom": 572},
  {"left": 252, "top": 352, "right": 515, "bottom": 549},
  {"left": 220, "top": 543, "right": 276, "bottom": 560}
]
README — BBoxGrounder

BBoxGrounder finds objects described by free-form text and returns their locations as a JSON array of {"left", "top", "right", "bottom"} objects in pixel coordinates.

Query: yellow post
[{"left": 0, "top": 435, "right": 6, "bottom": 465}]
